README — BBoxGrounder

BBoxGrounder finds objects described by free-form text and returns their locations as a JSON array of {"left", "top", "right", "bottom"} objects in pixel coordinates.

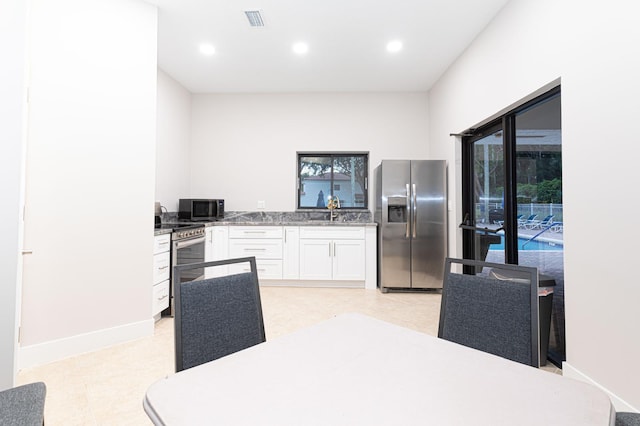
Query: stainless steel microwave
[{"left": 178, "top": 199, "right": 224, "bottom": 221}]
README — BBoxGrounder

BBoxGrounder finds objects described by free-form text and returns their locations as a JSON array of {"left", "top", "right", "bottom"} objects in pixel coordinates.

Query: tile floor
[{"left": 16, "top": 286, "right": 561, "bottom": 425}]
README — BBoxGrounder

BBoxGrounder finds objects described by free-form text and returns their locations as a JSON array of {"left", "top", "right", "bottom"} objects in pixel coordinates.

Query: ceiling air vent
[{"left": 244, "top": 10, "right": 265, "bottom": 27}]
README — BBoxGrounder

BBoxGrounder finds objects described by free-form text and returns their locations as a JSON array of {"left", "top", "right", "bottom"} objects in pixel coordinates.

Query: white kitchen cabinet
[
  {"left": 205, "top": 226, "right": 229, "bottom": 278},
  {"left": 203, "top": 223, "right": 375, "bottom": 288},
  {"left": 283, "top": 226, "right": 300, "bottom": 279},
  {"left": 154, "top": 233, "right": 171, "bottom": 255},
  {"left": 299, "top": 239, "right": 333, "bottom": 280},
  {"left": 152, "top": 251, "right": 170, "bottom": 284},
  {"left": 228, "top": 226, "right": 283, "bottom": 280},
  {"left": 153, "top": 234, "right": 171, "bottom": 317},
  {"left": 152, "top": 280, "right": 170, "bottom": 317},
  {"left": 332, "top": 239, "right": 366, "bottom": 280},
  {"left": 229, "top": 238, "right": 283, "bottom": 259},
  {"left": 298, "top": 227, "right": 366, "bottom": 281}
]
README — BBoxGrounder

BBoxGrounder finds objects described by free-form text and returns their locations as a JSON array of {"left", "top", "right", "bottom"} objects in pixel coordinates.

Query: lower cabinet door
[
  {"left": 228, "top": 259, "right": 283, "bottom": 280},
  {"left": 153, "top": 252, "right": 170, "bottom": 284},
  {"left": 229, "top": 239, "right": 283, "bottom": 259},
  {"left": 206, "top": 226, "right": 230, "bottom": 278},
  {"left": 283, "top": 226, "right": 300, "bottom": 279},
  {"left": 332, "top": 240, "right": 366, "bottom": 280},
  {"left": 153, "top": 280, "right": 170, "bottom": 315},
  {"left": 299, "top": 239, "right": 333, "bottom": 280}
]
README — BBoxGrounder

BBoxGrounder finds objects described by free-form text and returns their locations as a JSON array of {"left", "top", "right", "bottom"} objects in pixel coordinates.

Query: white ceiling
[{"left": 154, "top": 0, "right": 510, "bottom": 93}]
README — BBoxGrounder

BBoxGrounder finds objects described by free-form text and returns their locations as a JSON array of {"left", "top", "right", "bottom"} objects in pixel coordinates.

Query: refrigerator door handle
[
  {"left": 405, "top": 184, "right": 410, "bottom": 238},
  {"left": 412, "top": 183, "right": 417, "bottom": 238}
]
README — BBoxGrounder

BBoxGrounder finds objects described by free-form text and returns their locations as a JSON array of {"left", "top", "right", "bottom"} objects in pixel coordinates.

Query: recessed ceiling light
[
  {"left": 199, "top": 43, "right": 216, "bottom": 56},
  {"left": 386, "top": 40, "right": 403, "bottom": 53},
  {"left": 292, "top": 42, "right": 309, "bottom": 55}
]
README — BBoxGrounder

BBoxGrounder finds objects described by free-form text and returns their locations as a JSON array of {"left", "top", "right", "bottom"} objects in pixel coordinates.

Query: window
[{"left": 297, "top": 152, "right": 368, "bottom": 209}]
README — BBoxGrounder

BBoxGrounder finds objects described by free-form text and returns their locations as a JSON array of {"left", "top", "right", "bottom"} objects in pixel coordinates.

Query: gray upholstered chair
[
  {"left": 0, "top": 381, "right": 46, "bottom": 425},
  {"left": 616, "top": 412, "right": 640, "bottom": 426},
  {"left": 438, "top": 257, "right": 540, "bottom": 367},
  {"left": 173, "top": 256, "right": 266, "bottom": 372}
]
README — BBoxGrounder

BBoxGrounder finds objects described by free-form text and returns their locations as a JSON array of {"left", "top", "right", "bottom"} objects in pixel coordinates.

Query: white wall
[
  {"left": 156, "top": 69, "right": 191, "bottom": 212},
  {"left": 0, "top": 0, "right": 28, "bottom": 389},
  {"left": 190, "top": 93, "right": 429, "bottom": 211},
  {"left": 18, "top": 0, "right": 158, "bottom": 368},
  {"left": 428, "top": 0, "right": 640, "bottom": 411}
]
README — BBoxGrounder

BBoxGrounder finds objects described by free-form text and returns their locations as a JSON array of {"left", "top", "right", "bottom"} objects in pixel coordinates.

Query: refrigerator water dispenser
[{"left": 387, "top": 197, "right": 407, "bottom": 223}]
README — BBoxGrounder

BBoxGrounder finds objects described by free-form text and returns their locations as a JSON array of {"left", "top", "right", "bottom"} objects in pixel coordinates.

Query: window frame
[{"left": 296, "top": 152, "right": 369, "bottom": 210}]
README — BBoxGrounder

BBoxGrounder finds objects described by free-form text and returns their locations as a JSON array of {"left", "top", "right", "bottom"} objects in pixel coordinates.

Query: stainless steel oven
[{"left": 165, "top": 224, "right": 206, "bottom": 317}]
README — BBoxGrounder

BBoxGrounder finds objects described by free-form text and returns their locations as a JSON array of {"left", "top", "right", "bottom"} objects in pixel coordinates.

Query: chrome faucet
[{"left": 327, "top": 195, "right": 341, "bottom": 221}]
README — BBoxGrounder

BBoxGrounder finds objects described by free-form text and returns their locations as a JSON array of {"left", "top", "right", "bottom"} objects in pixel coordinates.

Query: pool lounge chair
[
  {"left": 550, "top": 222, "right": 563, "bottom": 233},
  {"left": 527, "top": 214, "right": 554, "bottom": 230},
  {"left": 518, "top": 214, "right": 537, "bottom": 229},
  {"left": 496, "top": 214, "right": 522, "bottom": 227}
]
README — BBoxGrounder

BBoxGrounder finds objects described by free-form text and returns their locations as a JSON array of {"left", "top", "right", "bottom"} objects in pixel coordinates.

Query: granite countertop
[
  {"left": 154, "top": 228, "right": 173, "bottom": 236},
  {"left": 155, "top": 211, "right": 376, "bottom": 235},
  {"left": 211, "top": 211, "right": 377, "bottom": 227}
]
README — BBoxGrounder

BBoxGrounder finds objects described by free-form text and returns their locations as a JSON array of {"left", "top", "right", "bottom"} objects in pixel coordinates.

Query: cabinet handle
[
  {"left": 241, "top": 267, "right": 266, "bottom": 272},
  {"left": 244, "top": 248, "right": 266, "bottom": 252},
  {"left": 158, "top": 265, "right": 169, "bottom": 270},
  {"left": 157, "top": 294, "right": 168, "bottom": 301}
]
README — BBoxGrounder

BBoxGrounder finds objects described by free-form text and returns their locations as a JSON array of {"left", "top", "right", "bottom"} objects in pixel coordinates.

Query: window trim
[{"left": 296, "top": 151, "right": 369, "bottom": 211}]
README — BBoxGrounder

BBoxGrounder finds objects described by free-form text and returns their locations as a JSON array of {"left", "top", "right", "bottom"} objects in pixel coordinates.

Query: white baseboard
[
  {"left": 18, "top": 319, "right": 154, "bottom": 370},
  {"left": 563, "top": 361, "right": 638, "bottom": 413}
]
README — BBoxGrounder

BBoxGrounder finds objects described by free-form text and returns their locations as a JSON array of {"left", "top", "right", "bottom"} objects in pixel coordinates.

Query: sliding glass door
[
  {"left": 462, "top": 87, "right": 565, "bottom": 366},
  {"left": 463, "top": 124, "right": 506, "bottom": 264}
]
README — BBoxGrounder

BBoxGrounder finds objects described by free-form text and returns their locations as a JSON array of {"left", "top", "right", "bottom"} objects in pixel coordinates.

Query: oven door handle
[{"left": 174, "top": 237, "right": 205, "bottom": 249}]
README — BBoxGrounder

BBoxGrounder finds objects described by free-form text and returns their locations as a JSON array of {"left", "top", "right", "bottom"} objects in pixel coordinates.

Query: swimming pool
[{"left": 488, "top": 235, "right": 564, "bottom": 251}]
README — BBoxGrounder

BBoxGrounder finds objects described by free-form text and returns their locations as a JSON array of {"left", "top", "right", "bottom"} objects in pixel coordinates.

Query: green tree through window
[{"left": 297, "top": 153, "right": 368, "bottom": 209}]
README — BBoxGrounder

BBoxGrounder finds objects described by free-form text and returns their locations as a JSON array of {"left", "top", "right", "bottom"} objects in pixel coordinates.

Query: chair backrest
[
  {"left": 616, "top": 412, "right": 640, "bottom": 426},
  {"left": 0, "top": 381, "right": 46, "bottom": 425},
  {"left": 438, "top": 258, "right": 540, "bottom": 367},
  {"left": 174, "top": 257, "right": 266, "bottom": 372}
]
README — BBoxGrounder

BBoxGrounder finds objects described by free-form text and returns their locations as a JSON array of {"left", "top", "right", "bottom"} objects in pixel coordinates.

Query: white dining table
[{"left": 144, "top": 313, "right": 614, "bottom": 425}]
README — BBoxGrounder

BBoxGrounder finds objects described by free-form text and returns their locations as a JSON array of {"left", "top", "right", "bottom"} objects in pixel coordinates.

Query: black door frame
[{"left": 461, "top": 86, "right": 561, "bottom": 264}]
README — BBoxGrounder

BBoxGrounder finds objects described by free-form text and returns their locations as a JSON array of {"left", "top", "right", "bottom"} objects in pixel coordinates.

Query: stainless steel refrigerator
[{"left": 374, "top": 160, "right": 447, "bottom": 291}]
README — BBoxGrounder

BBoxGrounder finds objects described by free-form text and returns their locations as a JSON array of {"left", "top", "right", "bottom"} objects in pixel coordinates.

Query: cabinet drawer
[
  {"left": 153, "top": 251, "right": 170, "bottom": 284},
  {"left": 299, "top": 226, "right": 365, "bottom": 240},
  {"left": 153, "top": 280, "right": 170, "bottom": 315},
  {"left": 229, "top": 226, "right": 283, "bottom": 239},
  {"left": 154, "top": 234, "right": 171, "bottom": 254},
  {"left": 229, "top": 239, "right": 283, "bottom": 259},
  {"left": 229, "top": 259, "right": 283, "bottom": 280}
]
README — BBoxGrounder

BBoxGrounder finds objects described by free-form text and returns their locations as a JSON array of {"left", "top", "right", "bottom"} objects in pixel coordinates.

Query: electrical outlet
[{"left": 257, "top": 200, "right": 265, "bottom": 209}]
